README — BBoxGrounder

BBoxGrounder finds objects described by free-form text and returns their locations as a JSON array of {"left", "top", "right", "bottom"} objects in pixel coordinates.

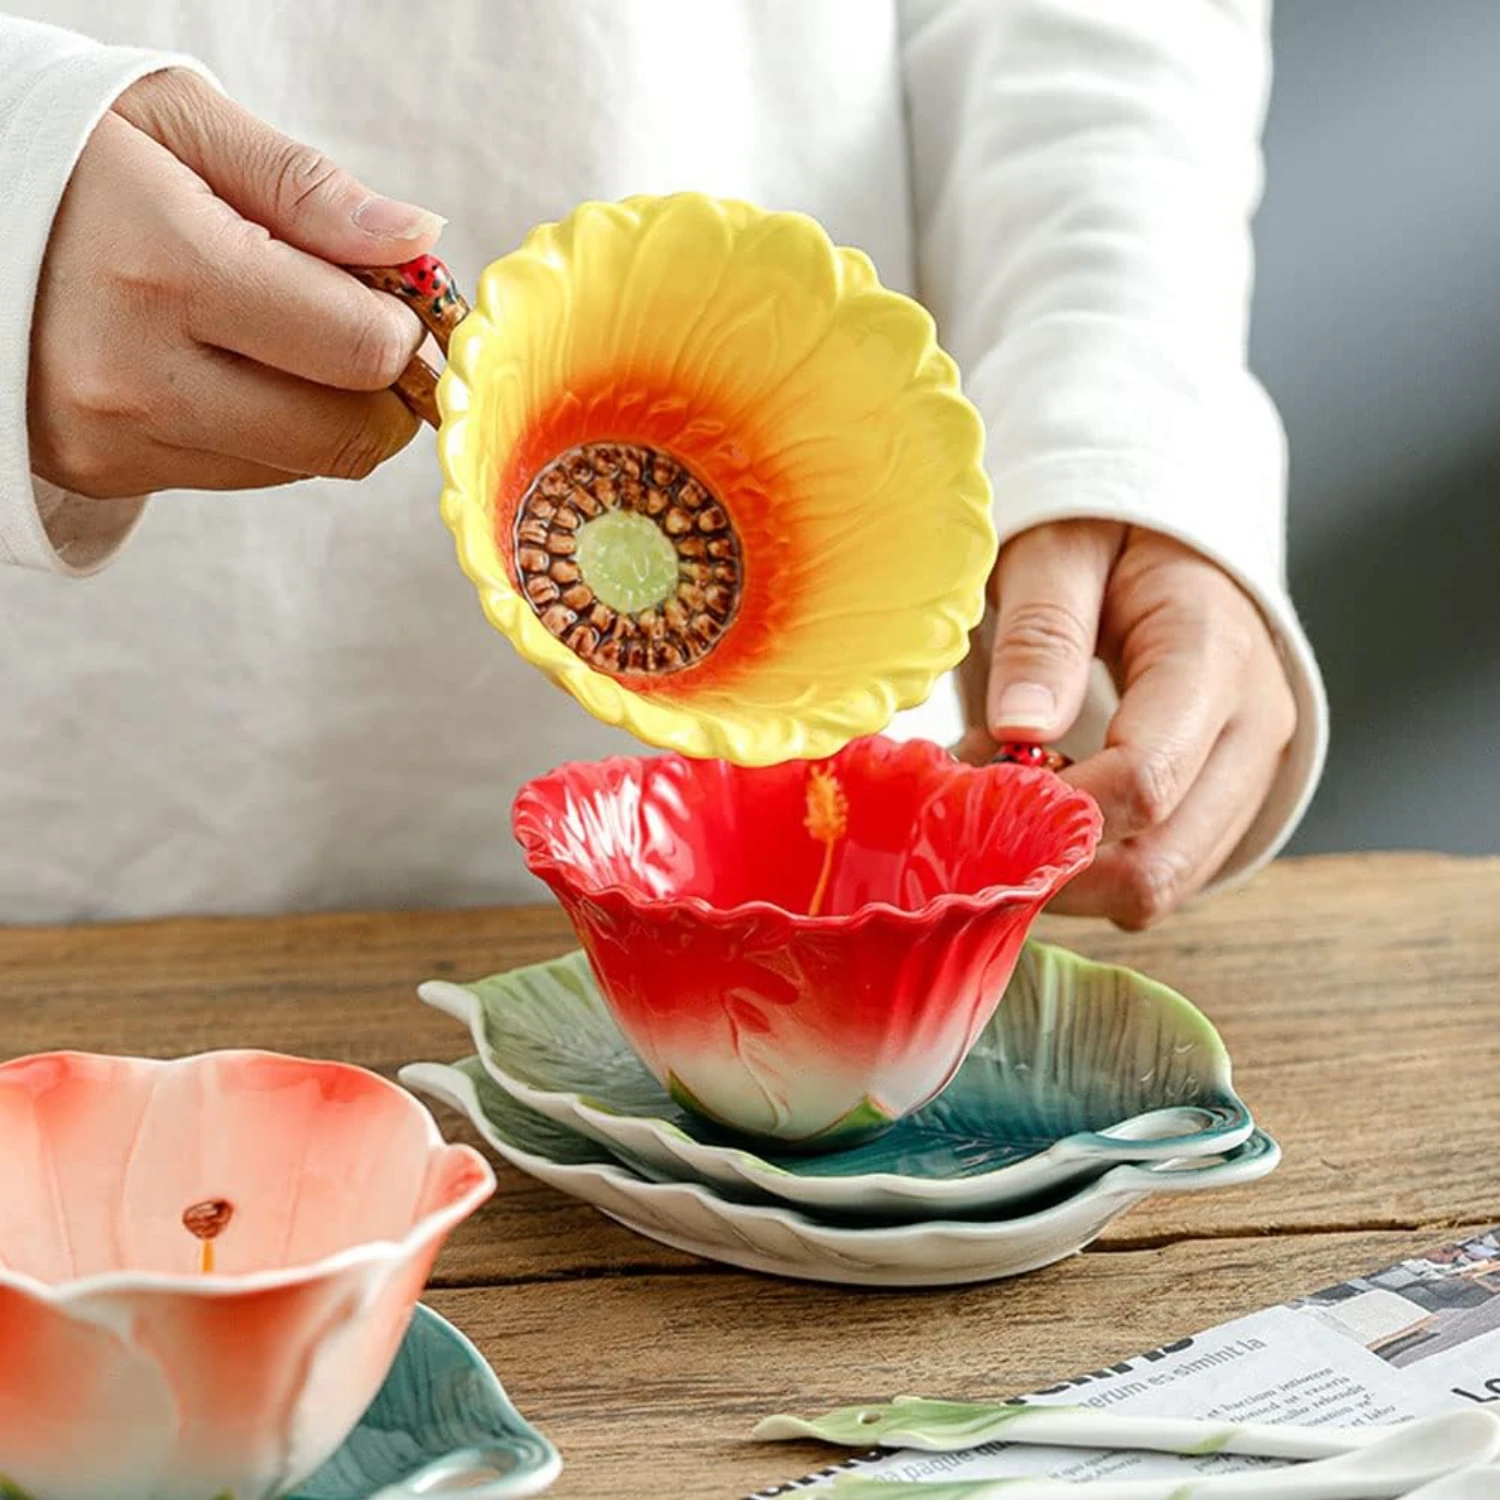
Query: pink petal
[
  {"left": 0, "top": 1054, "right": 156, "bottom": 1280},
  {"left": 0, "top": 1280, "right": 177, "bottom": 1500},
  {"left": 119, "top": 1054, "right": 431, "bottom": 1276},
  {"left": 72, "top": 1272, "right": 371, "bottom": 1498}
]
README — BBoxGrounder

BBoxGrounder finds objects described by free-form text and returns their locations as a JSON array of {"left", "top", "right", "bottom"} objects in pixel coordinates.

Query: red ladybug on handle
[
  {"left": 992, "top": 742, "right": 1071, "bottom": 772},
  {"left": 399, "top": 254, "right": 452, "bottom": 301}
]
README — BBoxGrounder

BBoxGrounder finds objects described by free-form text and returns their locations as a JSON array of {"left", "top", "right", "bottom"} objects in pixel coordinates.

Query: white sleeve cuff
[{"left": 0, "top": 16, "right": 215, "bottom": 575}]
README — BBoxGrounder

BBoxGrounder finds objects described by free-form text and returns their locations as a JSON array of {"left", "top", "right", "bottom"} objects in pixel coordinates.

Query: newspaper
[{"left": 748, "top": 1227, "right": 1500, "bottom": 1496}]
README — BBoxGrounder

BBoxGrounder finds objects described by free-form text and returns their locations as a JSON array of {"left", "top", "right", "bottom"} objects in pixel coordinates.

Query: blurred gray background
[{"left": 1254, "top": 0, "right": 1500, "bottom": 855}]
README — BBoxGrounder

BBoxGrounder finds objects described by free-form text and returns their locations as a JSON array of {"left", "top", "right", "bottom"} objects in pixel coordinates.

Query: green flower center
[{"left": 574, "top": 509, "right": 680, "bottom": 615}]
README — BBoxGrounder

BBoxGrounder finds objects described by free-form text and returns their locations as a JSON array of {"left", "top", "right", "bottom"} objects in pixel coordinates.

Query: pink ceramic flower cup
[{"left": 0, "top": 1049, "right": 494, "bottom": 1500}]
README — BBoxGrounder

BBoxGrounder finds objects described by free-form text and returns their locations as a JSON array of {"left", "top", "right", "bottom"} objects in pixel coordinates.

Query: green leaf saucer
[
  {"left": 401, "top": 1060, "right": 1279, "bottom": 1289},
  {"left": 291, "top": 1303, "right": 560, "bottom": 1499},
  {"left": 415, "top": 943, "right": 1255, "bottom": 1219}
]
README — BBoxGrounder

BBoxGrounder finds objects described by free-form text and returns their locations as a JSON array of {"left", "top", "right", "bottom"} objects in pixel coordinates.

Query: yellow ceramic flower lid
[{"left": 356, "top": 193, "right": 996, "bottom": 766}]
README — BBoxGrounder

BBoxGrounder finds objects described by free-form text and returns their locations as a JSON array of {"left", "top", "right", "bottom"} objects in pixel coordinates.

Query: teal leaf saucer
[
  {"left": 401, "top": 1059, "right": 1281, "bottom": 1289},
  {"left": 415, "top": 943, "right": 1254, "bottom": 1219},
  {"left": 292, "top": 1303, "right": 560, "bottom": 1499}
]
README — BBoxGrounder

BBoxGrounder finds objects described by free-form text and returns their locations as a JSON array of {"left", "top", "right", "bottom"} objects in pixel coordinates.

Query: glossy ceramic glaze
[
  {"left": 825, "top": 1413, "right": 1500, "bottom": 1500},
  {"left": 754, "top": 1396, "right": 1393, "bottom": 1462},
  {"left": 418, "top": 943, "right": 1254, "bottom": 1218},
  {"left": 401, "top": 1060, "right": 1280, "bottom": 1290},
  {"left": 292, "top": 1304, "right": 560, "bottom": 1499},
  {"left": 0, "top": 1050, "right": 494, "bottom": 1500},
  {"left": 434, "top": 192, "right": 997, "bottom": 766},
  {"left": 509, "top": 737, "right": 1102, "bottom": 1147}
]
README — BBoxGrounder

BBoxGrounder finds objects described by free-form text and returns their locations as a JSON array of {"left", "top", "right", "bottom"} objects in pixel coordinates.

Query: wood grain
[
  {"left": 429, "top": 1228, "right": 1494, "bottom": 1500},
  {"left": 2, "top": 853, "right": 1497, "bottom": 1498}
]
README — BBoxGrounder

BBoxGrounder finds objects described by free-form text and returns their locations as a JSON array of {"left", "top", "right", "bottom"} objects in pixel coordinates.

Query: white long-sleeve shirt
[{"left": 0, "top": 0, "right": 1327, "bottom": 924}]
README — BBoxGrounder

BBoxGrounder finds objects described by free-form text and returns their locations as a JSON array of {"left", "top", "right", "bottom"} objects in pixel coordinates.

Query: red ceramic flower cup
[{"left": 512, "top": 736, "right": 1102, "bottom": 1150}]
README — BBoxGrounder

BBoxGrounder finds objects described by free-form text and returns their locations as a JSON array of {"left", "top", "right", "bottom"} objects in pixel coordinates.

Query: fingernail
[
  {"left": 352, "top": 195, "right": 447, "bottom": 240},
  {"left": 992, "top": 681, "right": 1056, "bottom": 731}
]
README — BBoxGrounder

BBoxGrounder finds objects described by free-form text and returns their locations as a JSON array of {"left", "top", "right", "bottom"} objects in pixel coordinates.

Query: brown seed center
[{"left": 513, "top": 442, "right": 743, "bottom": 676}]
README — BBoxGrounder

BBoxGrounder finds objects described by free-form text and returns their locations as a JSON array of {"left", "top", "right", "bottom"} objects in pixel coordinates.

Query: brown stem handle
[{"left": 346, "top": 255, "right": 471, "bottom": 428}]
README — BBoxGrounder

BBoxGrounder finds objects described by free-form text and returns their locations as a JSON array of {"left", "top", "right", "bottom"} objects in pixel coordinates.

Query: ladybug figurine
[
  {"left": 400, "top": 254, "right": 450, "bottom": 301},
  {"left": 396, "top": 254, "right": 461, "bottom": 319},
  {"left": 345, "top": 255, "right": 469, "bottom": 336},
  {"left": 992, "top": 741, "right": 1072, "bottom": 773},
  {"left": 342, "top": 255, "right": 472, "bottom": 429}
]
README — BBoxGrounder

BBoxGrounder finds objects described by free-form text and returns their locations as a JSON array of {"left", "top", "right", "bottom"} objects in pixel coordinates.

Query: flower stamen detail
[
  {"left": 182, "top": 1197, "right": 234, "bottom": 1275},
  {"left": 804, "top": 765, "right": 848, "bottom": 918},
  {"left": 514, "top": 442, "right": 743, "bottom": 676}
]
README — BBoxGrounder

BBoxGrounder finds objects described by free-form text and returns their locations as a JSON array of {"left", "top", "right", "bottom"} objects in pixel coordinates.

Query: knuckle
[
  {"left": 342, "top": 308, "right": 416, "bottom": 390},
  {"left": 1206, "top": 618, "right": 1254, "bottom": 672},
  {"left": 145, "top": 371, "right": 193, "bottom": 438},
  {"left": 1269, "top": 681, "right": 1299, "bottom": 747},
  {"left": 322, "top": 418, "right": 394, "bottom": 481},
  {"left": 35, "top": 426, "right": 118, "bottom": 497},
  {"left": 1115, "top": 745, "right": 1181, "bottom": 830},
  {"left": 110, "top": 229, "right": 193, "bottom": 306},
  {"left": 112, "top": 211, "right": 217, "bottom": 313},
  {"left": 65, "top": 462, "right": 128, "bottom": 501},
  {"left": 49, "top": 359, "right": 187, "bottom": 489},
  {"left": 269, "top": 141, "right": 346, "bottom": 218},
  {"left": 997, "top": 600, "right": 1093, "bottom": 665},
  {"left": 1209, "top": 614, "right": 1258, "bottom": 672},
  {"left": 1115, "top": 850, "right": 1187, "bottom": 931},
  {"left": 110, "top": 253, "right": 171, "bottom": 304},
  {"left": 210, "top": 208, "right": 274, "bottom": 262},
  {"left": 66, "top": 352, "right": 143, "bottom": 424},
  {"left": 113, "top": 67, "right": 209, "bottom": 137}
]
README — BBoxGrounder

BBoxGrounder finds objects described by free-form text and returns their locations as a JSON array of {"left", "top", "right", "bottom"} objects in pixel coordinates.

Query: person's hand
[
  {"left": 956, "top": 522, "right": 1297, "bottom": 929},
  {"left": 28, "top": 70, "right": 442, "bottom": 499}
]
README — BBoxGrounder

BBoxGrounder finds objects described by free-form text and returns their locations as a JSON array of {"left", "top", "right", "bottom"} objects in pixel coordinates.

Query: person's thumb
[
  {"left": 114, "top": 71, "right": 444, "bottom": 265},
  {"left": 985, "top": 522, "right": 1122, "bottom": 742}
]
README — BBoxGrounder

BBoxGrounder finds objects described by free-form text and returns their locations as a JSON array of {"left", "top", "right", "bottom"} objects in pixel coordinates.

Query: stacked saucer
[{"left": 401, "top": 941, "right": 1279, "bottom": 1289}]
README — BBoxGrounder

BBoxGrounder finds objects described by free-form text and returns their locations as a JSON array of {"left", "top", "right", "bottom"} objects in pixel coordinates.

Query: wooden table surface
[{"left": 4, "top": 852, "right": 1498, "bottom": 1499}]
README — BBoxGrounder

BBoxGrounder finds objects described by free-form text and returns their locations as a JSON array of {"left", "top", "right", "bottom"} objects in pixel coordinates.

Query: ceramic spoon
[
  {"left": 1402, "top": 1469, "right": 1500, "bottom": 1498},
  {"left": 821, "top": 1409, "right": 1500, "bottom": 1499},
  {"left": 756, "top": 1394, "right": 1408, "bottom": 1461},
  {"left": 370, "top": 1444, "right": 551, "bottom": 1499}
]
